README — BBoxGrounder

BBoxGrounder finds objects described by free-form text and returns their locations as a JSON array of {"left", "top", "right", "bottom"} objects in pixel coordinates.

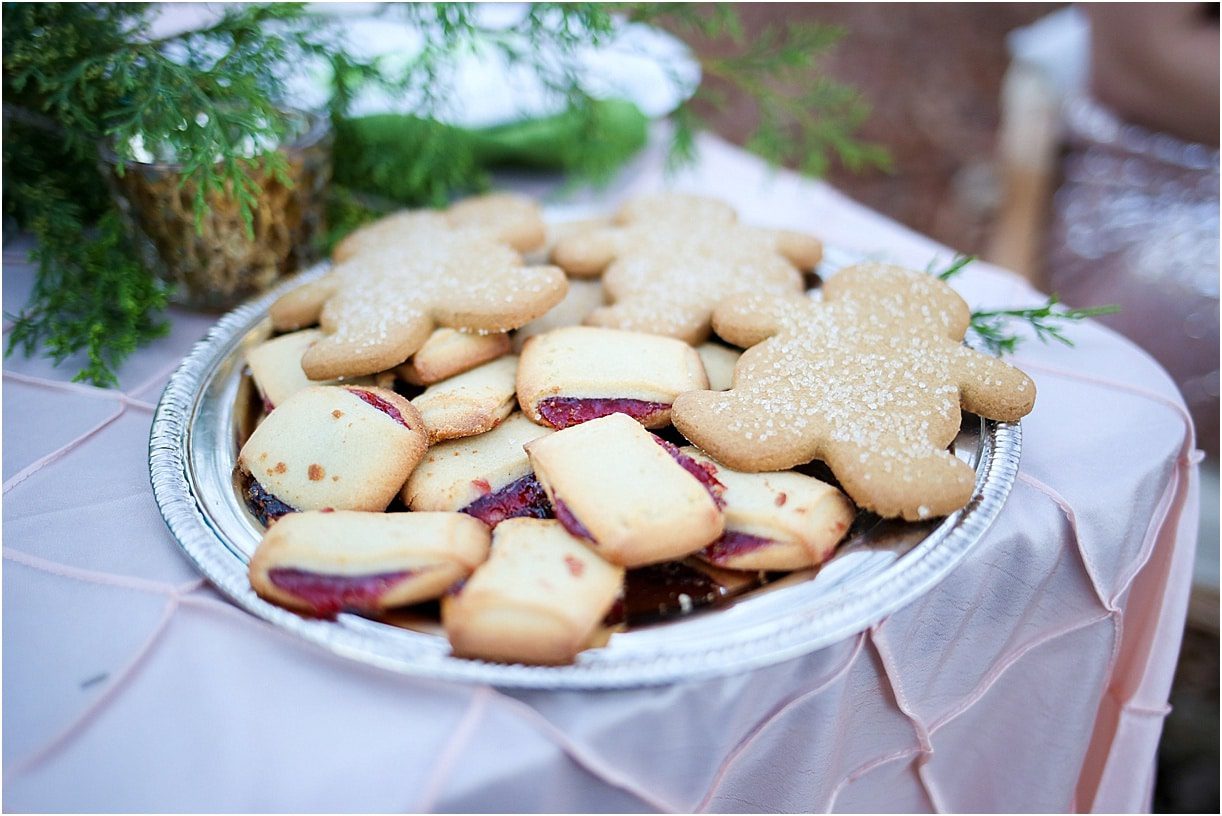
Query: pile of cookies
[{"left": 237, "top": 192, "right": 1036, "bottom": 665}]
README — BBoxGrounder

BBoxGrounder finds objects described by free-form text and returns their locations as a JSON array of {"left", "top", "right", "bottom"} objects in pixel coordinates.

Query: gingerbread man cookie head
[
  {"left": 549, "top": 192, "right": 822, "bottom": 344},
  {"left": 672, "top": 263, "right": 1036, "bottom": 521},
  {"left": 269, "top": 195, "right": 567, "bottom": 380},
  {"left": 333, "top": 192, "right": 546, "bottom": 263}
]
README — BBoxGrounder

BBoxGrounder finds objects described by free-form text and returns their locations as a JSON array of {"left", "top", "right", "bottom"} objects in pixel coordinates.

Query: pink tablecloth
[{"left": 2, "top": 133, "right": 1198, "bottom": 812}]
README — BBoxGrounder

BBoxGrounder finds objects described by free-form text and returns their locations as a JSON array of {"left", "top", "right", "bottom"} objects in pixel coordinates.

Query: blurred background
[{"left": 669, "top": 3, "right": 1218, "bottom": 812}]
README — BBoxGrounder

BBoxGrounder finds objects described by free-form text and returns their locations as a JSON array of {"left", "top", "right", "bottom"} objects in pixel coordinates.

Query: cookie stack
[{"left": 237, "top": 192, "right": 1036, "bottom": 665}]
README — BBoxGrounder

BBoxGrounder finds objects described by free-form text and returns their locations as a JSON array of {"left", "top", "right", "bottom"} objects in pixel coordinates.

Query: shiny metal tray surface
[{"left": 149, "top": 253, "right": 1021, "bottom": 688}]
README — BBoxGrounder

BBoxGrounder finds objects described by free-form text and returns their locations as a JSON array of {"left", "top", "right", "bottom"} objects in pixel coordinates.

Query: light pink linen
[{"left": 1, "top": 131, "right": 1197, "bottom": 812}]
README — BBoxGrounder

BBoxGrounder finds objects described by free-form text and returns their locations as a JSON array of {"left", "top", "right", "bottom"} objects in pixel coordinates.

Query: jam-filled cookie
[
  {"left": 403, "top": 412, "right": 555, "bottom": 527},
  {"left": 512, "top": 278, "right": 606, "bottom": 351},
  {"left": 250, "top": 510, "right": 490, "bottom": 617},
  {"left": 517, "top": 326, "right": 708, "bottom": 430},
  {"left": 695, "top": 342, "right": 741, "bottom": 392},
  {"left": 411, "top": 355, "right": 519, "bottom": 443},
  {"left": 245, "top": 329, "right": 383, "bottom": 411},
  {"left": 237, "top": 385, "right": 428, "bottom": 522},
  {"left": 524, "top": 412, "right": 725, "bottom": 567},
  {"left": 395, "top": 327, "right": 512, "bottom": 386},
  {"left": 682, "top": 448, "right": 855, "bottom": 571},
  {"left": 442, "top": 518, "right": 624, "bottom": 665}
]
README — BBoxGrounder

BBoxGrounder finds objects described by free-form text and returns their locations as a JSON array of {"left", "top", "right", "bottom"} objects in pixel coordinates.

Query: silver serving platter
[{"left": 149, "top": 250, "right": 1021, "bottom": 689}]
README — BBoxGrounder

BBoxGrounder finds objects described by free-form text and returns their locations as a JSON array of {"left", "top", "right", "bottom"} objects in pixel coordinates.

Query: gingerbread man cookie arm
[
  {"left": 434, "top": 265, "right": 569, "bottom": 332},
  {"left": 672, "top": 386, "right": 825, "bottom": 472},
  {"left": 949, "top": 344, "right": 1038, "bottom": 422},
  {"left": 302, "top": 300, "right": 435, "bottom": 380},
  {"left": 269, "top": 278, "right": 339, "bottom": 332},
  {"left": 710, "top": 294, "right": 814, "bottom": 349},
  {"left": 549, "top": 227, "right": 625, "bottom": 278},
  {"left": 445, "top": 193, "right": 547, "bottom": 253},
  {"left": 768, "top": 229, "right": 824, "bottom": 270}
]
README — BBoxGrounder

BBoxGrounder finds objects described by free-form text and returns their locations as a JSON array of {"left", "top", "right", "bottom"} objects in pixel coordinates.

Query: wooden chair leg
[{"left": 986, "top": 61, "right": 1061, "bottom": 290}]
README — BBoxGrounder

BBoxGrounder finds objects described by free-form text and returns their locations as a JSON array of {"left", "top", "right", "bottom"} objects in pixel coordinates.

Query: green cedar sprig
[
  {"left": 3, "top": 3, "right": 334, "bottom": 385},
  {"left": 936, "top": 253, "right": 976, "bottom": 281},
  {"left": 933, "top": 254, "right": 1120, "bottom": 355},
  {"left": 5, "top": 187, "right": 170, "bottom": 388},
  {"left": 969, "top": 298, "right": 1121, "bottom": 356}
]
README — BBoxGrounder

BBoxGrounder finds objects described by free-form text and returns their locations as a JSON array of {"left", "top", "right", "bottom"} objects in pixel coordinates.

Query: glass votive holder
[{"left": 100, "top": 111, "right": 331, "bottom": 311}]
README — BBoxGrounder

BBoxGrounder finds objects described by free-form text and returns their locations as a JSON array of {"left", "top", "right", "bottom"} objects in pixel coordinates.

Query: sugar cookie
[
  {"left": 549, "top": 192, "right": 820, "bottom": 343},
  {"left": 672, "top": 263, "right": 1036, "bottom": 520}
]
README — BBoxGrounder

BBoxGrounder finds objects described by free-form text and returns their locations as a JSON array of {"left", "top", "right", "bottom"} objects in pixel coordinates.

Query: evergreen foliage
[{"left": 3, "top": 3, "right": 884, "bottom": 386}]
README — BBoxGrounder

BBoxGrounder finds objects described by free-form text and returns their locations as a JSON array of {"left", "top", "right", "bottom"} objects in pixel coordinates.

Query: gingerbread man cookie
[
  {"left": 270, "top": 196, "right": 567, "bottom": 380},
  {"left": 549, "top": 193, "right": 822, "bottom": 343},
  {"left": 671, "top": 263, "right": 1036, "bottom": 521},
  {"left": 333, "top": 192, "right": 546, "bottom": 263}
]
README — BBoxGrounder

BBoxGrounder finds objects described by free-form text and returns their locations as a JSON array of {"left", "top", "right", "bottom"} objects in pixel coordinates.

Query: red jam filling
[
  {"left": 245, "top": 478, "right": 297, "bottom": 526},
  {"left": 652, "top": 437, "right": 726, "bottom": 507},
  {"left": 461, "top": 473, "right": 553, "bottom": 528},
  {"left": 701, "top": 530, "right": 776, "bottom": 566},
  {"left": 268, "top": 568, "right": 413, "bottom": 618},
  {"left": 536, "top": 397, "right": 668, "bottom": 429},
  {"left": 553, "top": 498, "right": 595, "bottom": 542},
  {"left": 346, "top": 388, "right": 410, "bottom": 428}
]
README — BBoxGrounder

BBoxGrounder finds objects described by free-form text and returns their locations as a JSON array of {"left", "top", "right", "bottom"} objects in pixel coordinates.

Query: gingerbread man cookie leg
[
  {"left": 513, "top": 278, "right": 606, "bottom": 351},
  {"left": 822, "top": 441, "right": 976, "bottom": 521}
]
